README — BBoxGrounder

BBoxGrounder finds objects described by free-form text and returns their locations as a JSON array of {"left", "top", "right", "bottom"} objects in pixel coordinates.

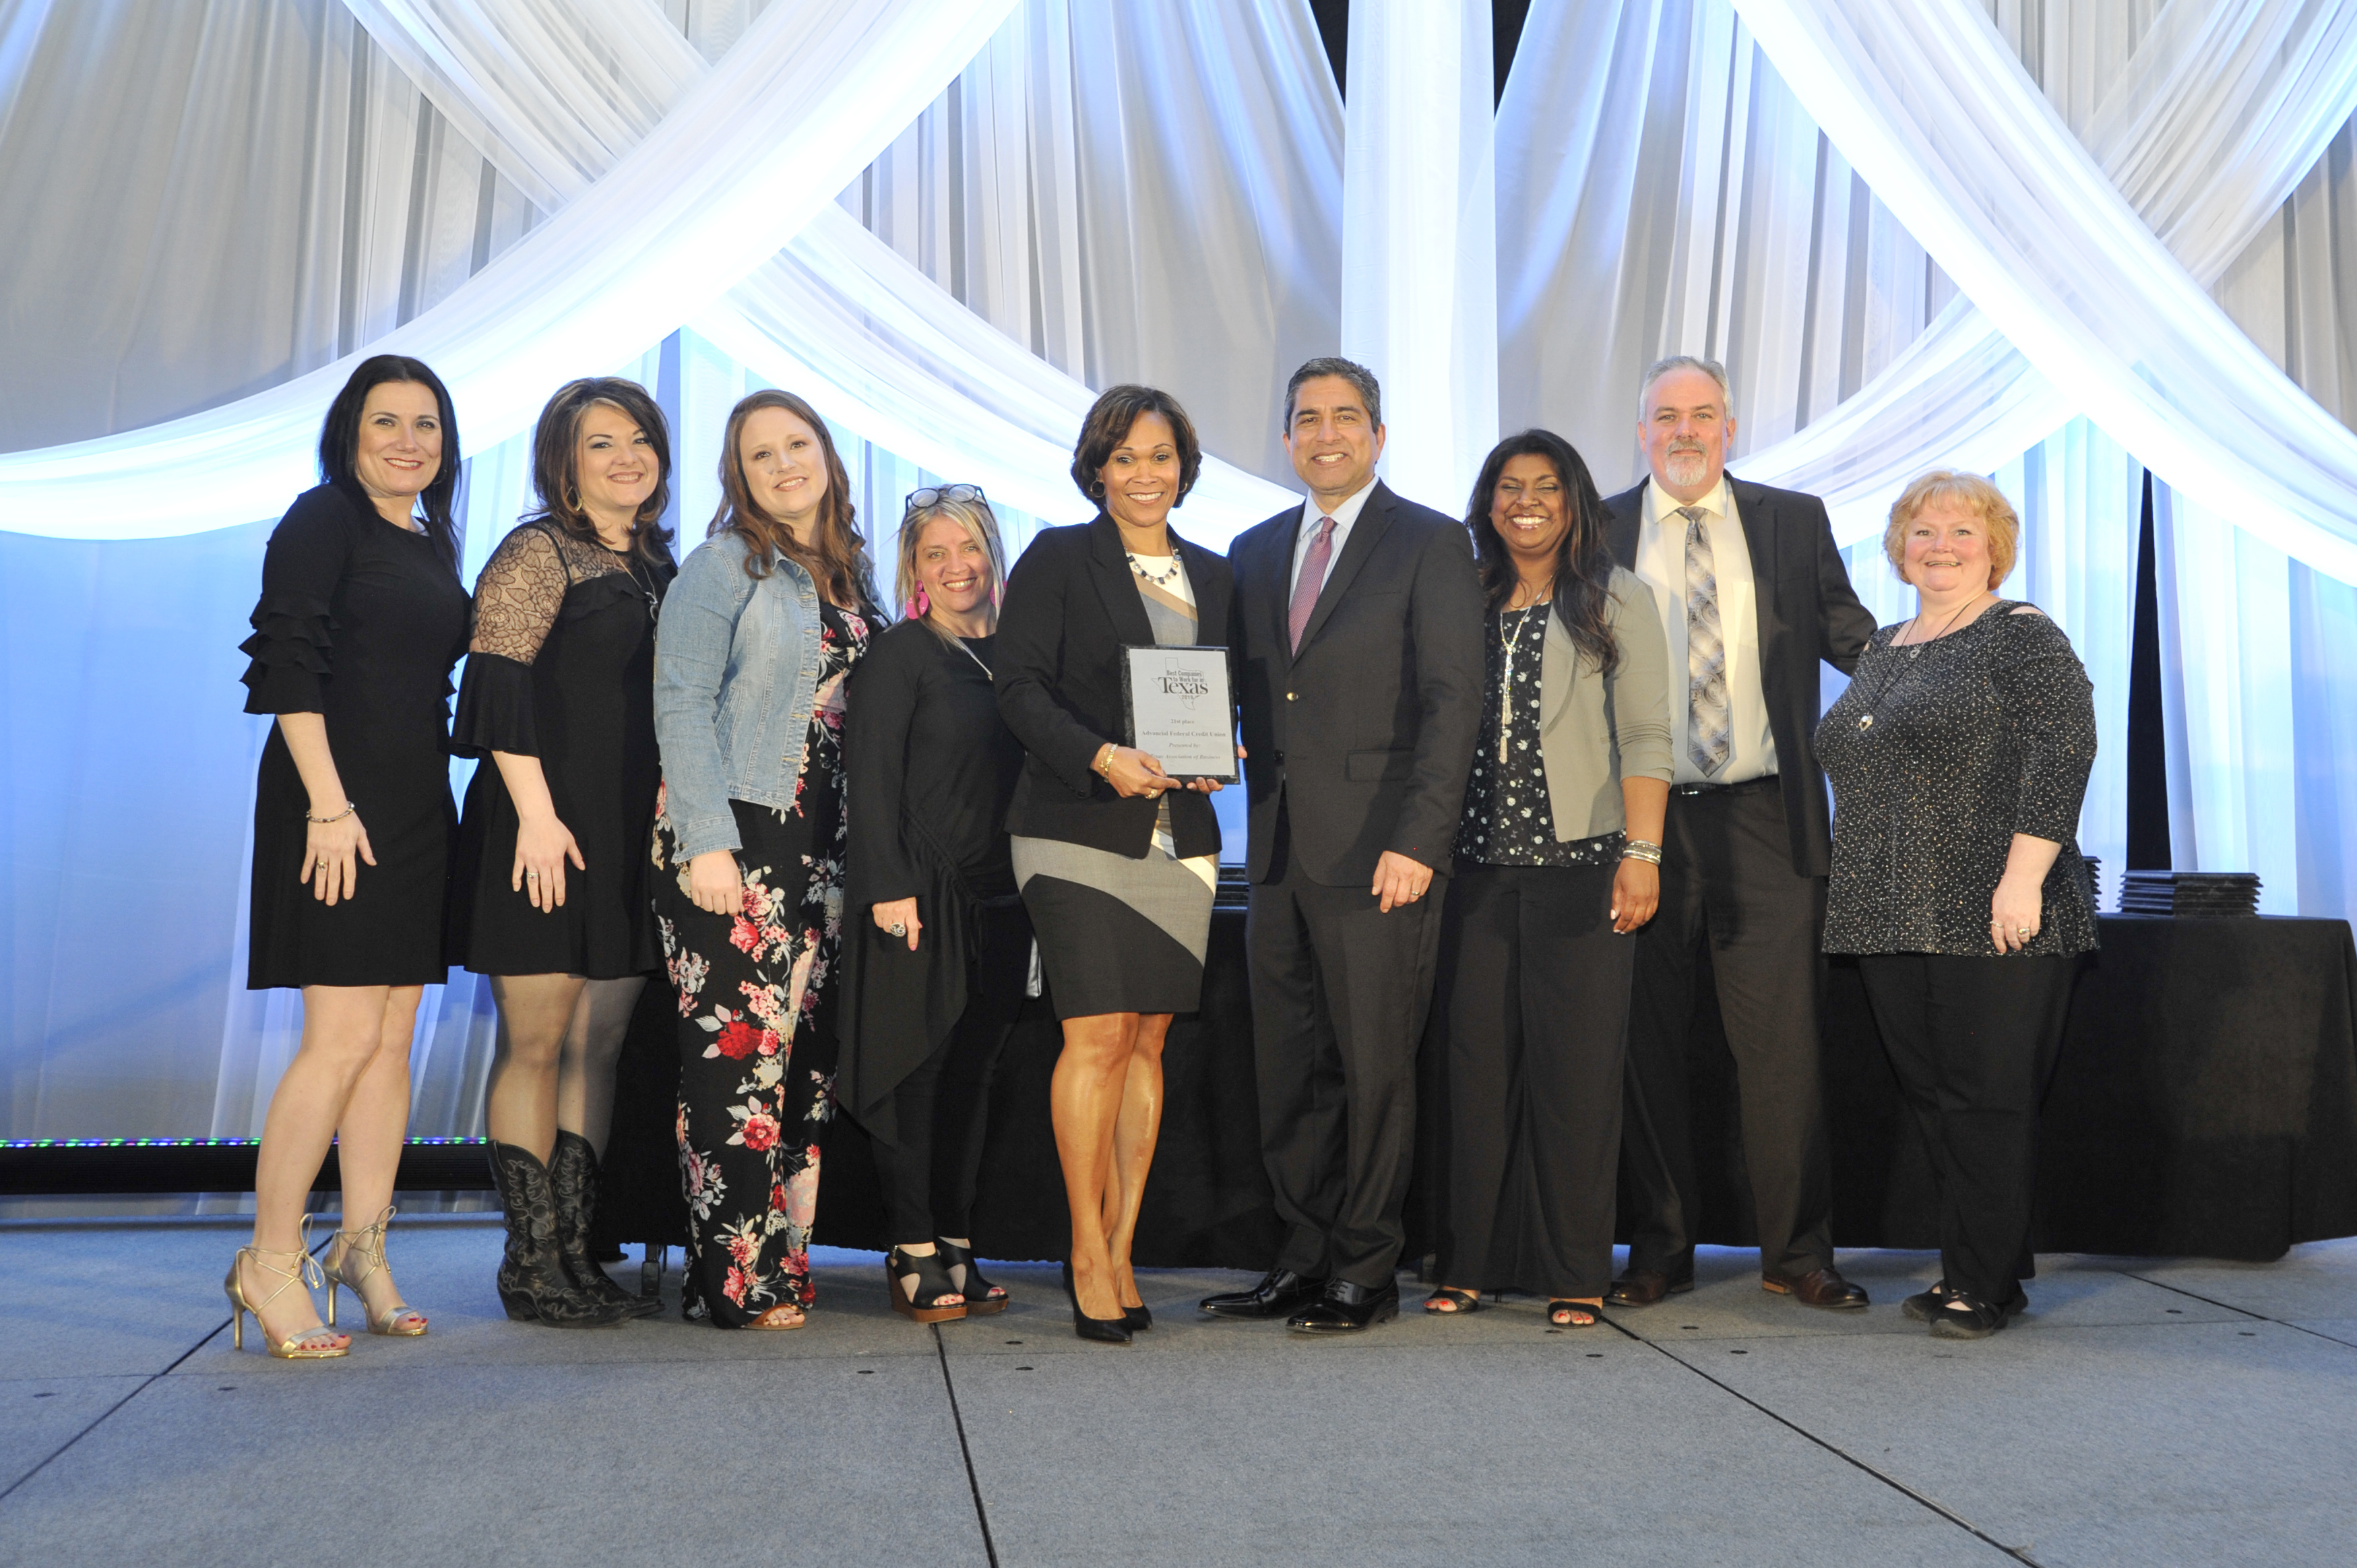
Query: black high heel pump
[{"left": 1063, "top": 1261, "right": 1133, "bottom": 1344}]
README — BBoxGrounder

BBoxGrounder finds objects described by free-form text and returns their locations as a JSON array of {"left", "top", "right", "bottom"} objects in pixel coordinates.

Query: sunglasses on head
[{"left": 903, "top": 483, "right": 986, "bottom": 518}]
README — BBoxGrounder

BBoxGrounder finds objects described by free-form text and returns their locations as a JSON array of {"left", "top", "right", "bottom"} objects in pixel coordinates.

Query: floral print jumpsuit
[{"left": 653, "top": 602, "right": 869, "bottom": 1325}]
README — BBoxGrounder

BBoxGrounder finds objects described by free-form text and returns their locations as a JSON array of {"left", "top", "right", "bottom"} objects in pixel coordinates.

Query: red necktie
[{"left": 1288, "top": 515, "right": 1336, "bottom": 654}]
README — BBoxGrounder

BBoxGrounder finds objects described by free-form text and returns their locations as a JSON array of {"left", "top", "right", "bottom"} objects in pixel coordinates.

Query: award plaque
[{"left": 1121, "top": 644, "right": 1237, "bottom": 782}]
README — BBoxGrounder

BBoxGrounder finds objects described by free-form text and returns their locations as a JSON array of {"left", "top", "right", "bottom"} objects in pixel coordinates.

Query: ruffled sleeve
[
  {"left": 239, "top": 489, "right": 353, "bottom": 716},
  {"left": 452, "top": 524, "right": 569, "bottom": 757}
]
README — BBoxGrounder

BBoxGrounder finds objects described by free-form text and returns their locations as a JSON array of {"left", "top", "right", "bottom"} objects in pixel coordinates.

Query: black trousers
[
  {"left": 871, "top": 954, "right": 1026, "bottom": 1245},
  {"left": 1246, "top": 809, "right": 1447, "bottom": 1288},
  {"left": 1857, "top": 951, "right": 2076, "bottom": 1305},
  {"left": 1621, "top": 780, "right": 1833, "bottom": 1278},
  {"left": 1435, "top": 864, "right": 1631, "bottom": 1298}
]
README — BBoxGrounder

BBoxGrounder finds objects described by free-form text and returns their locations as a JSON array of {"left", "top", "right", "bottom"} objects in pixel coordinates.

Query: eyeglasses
[{"left": 903, "top": 483, "right": 986, "bottom": 518}]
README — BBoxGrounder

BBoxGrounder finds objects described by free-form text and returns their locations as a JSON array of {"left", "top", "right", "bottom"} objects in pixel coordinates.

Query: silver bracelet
[
  {"left": 305, "top": 801, "right": 358, "bottom": 825},
  {"left": 1621, "top": 840, "right": 1663, "bottom": 865}
]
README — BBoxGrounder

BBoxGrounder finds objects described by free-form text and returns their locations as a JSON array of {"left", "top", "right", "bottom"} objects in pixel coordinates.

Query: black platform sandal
[
  {"left": 935, "top": 1238, "right": 1007, "bottom": 1316},
  {"left": 886, "top": 1247, "right": 967, "bottom": 1323},
  {"left": 1902, "top": 1278, "right": 1952, "bottom": 1323},
  {"left": 1926, "top": 1288, "right": 2024, "bottom": 1340},
  {"left": 1548, "top": 1298, "right": 1604, "bottom": 1327},
  {"left": 1422, "top": 1287, "right": 1481, "bottom": 1315}
]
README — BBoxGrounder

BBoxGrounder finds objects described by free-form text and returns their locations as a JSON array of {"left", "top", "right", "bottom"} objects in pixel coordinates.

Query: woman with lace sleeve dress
[
  {"left": 450, "top": 379, "right": 677, "bottom": 1330},
  {"left": 651, "top": 389, "right": 881, "bottom": 1329},
  {"left": 230, "top": 356, "right": 470, "bottom": 1360}
]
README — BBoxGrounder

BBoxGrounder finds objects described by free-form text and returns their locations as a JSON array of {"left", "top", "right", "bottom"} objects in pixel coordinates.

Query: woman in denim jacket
[{"left": 651, "top": 389, "right": 880, "bottom": 1329}]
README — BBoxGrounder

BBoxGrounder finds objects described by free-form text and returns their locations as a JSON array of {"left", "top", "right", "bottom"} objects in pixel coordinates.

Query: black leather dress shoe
[
  {"left": 1286, "top": 1277, "right": 1399, "bottom": 1335},
  {"left": 1199, "top": 1267, "right": 1325, "bottom": 1319},
  {"left": 1606, "top": 1268, "right": 1694, "bottom": 1307}
]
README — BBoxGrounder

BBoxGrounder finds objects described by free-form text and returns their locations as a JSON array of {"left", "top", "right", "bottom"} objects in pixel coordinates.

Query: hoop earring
[
  {"left": 564, "top": 487, "right": 581, "bottom": 511},
  {"left": 1090, "top": 481, "right": 1106, "bottom": 499}
]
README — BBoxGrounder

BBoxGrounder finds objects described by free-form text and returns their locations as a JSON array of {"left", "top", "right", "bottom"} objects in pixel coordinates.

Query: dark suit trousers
[
  {"left": 1856, "top": 951, "right": 2075, "bottom": 1305},
  {"left": 1622, "top": 782, "right": 1833, "bottom": 1278},
  {"left": 1246, "top": 804, "right": 1446, "bottom": 1288},
  {"left": 1436, "top": 864, "right": 1631, "bottom": 1299}
]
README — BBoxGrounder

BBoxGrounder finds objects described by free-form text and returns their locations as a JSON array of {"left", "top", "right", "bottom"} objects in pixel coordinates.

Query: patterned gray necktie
[{"left": 1680, "top": 505, "right": 1732, "bottom": 777}]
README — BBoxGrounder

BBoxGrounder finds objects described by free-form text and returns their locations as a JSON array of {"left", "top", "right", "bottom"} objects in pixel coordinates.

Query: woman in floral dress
[{"left": 650, "top": 389, "right": 878, "bottom": 1328}]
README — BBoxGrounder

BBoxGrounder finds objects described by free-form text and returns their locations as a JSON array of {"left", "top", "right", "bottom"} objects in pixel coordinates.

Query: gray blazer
[{"left": 1536, "top": 566, "right": 1674, "bottom": 840}]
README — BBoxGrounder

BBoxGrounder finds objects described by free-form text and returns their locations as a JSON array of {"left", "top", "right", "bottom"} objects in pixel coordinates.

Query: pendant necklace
[
  {"left": 1853, "top": 594, "right": 1988, "bottom": 731},
  {"left": 1497, "top": 592, "right": 1548, "bottom": 763}
]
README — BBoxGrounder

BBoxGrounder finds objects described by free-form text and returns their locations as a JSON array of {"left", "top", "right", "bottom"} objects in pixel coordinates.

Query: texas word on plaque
[{"left": 1121, "top": 645, "right": 1236, "bottom": 782}]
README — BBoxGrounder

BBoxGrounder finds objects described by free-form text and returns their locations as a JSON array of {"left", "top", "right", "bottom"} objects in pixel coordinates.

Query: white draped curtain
[{"left": 4, "top": 0, "right": 2356, "bottom": 1162}]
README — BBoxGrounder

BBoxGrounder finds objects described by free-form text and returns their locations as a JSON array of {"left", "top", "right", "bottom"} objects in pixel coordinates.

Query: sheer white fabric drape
[{"left": 0, "top": 0, "right": 1024, "bottom": 538}]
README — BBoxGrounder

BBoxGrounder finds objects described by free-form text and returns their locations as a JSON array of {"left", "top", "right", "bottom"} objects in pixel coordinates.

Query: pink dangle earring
[{"left": 908, "top": 588, "right": 931, "bottom": 617}]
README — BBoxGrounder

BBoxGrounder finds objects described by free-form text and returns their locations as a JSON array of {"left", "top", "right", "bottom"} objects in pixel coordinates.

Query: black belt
[{"left": 1669, "top": 773, "right": 1780, "bottom": 798}]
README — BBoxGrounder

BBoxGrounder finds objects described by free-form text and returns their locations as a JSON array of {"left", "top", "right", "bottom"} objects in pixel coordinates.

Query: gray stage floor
[{"left": 2, "top": 1220, "right": 2352, "bottom": 1567}]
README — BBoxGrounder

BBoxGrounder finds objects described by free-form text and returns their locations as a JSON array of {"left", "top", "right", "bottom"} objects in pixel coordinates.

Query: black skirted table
[{"left": 594, "top": 913, "right": 2357, "bottom": 1268}]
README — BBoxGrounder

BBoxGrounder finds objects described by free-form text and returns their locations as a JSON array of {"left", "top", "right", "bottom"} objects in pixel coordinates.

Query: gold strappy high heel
[
  {"left": 224, "top": 1218, "right": 350, "bottom": 1359},
  {"left": 323, "top": 1204, "right": 429, "bottom": 1336}
]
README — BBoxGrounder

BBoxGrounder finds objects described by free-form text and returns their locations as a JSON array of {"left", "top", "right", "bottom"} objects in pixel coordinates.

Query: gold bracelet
[
  {"left": 1094, "top": 745, "right": 1116, "bottom": 780},
  {"left": 305, "top": 801, "right": 358, "bottom": 825}
]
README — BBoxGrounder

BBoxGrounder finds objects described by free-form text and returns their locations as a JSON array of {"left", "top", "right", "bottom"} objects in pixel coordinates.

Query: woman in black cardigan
[
  {"left": 838, "top": 485, "right": 1030, "bottom": 1325},
  {"left": 995, "top": 385, "right": 1234, "bottom": 1342}
]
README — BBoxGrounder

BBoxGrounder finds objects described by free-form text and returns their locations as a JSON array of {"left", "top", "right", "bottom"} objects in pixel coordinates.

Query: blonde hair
[
  {"left": 1883, "top": 470, "right": 2019, "bottom": 590},
  {"left": 893, "top": 492, "right": 1007, "bottom": 644}
]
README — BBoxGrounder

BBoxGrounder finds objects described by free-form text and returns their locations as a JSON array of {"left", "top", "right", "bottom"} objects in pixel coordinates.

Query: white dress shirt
[
  {"left": 1289, "top": 475, "right": 1379, "bottom": 596},
  {"left": 1631, "top": 475, "right": 1780, "bottom": 786}
]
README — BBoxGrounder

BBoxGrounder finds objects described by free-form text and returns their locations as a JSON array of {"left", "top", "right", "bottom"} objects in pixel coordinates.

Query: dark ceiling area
[{"left": 1307, "top": 1, "right": 1535, "bottom": 106}]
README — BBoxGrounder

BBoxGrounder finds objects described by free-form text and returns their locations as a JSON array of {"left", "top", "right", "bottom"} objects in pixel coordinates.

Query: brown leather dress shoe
[
  {"left": 1761, "top": 1265, "right": 1870, "bottom": 1310},
  {"left": 1605, "top": 1268, "right": 1695, "bottom": 1307}
]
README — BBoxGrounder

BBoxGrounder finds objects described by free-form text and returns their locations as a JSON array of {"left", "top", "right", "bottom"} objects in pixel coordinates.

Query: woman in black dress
[
  {"left": 1818, "top": 470, "right": 2097, "bottom": 1340},
  {"left": 996, "top": 386, "right": 1234, "bottom": 1342},
  {"left": 230, "top": 355, "right": 470, "bottom": 1358},
  {"left": 451, "top": 378, "right": 676, "bottom": 1329},
  {"left": 651, "top": 389, "right": 880, "bottom": 1329},
  {"left": 838, "top": 486, "right": 1030, "bottom": 1323}
]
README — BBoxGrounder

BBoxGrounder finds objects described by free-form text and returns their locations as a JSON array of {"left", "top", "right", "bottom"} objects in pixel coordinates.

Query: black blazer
[
  {"left": 1228, "top": 480, "right": 1486, "bottom": 886},
  {"left": 1603, "top": 474, "right": 1876, "bottom": 877},
  {"left": 995, "top": 513, "right": 1233, "bottom": 860}
]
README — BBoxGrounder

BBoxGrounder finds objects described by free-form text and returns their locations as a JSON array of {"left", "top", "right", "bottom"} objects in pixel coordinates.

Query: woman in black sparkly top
[
  {"left": 1423, "top": 430, "right": 1672, "bottom": 1328},
  {"left": 1817, "top": 469, "right": 2096, "bottom": 1341}
]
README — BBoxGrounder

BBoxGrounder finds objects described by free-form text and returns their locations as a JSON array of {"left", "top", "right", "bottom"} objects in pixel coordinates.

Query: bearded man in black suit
[{"left": 1603, "top": 354, "right": 1878, "bottom": 1311}]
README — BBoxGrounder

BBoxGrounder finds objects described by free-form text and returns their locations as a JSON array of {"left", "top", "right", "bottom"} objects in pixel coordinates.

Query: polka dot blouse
[
  {"left": 1455, "top": 603, "right": 1621, "bottom": 870},
  {"left": 1816, "top": 602, "right": 2098, "bottom": 958}
]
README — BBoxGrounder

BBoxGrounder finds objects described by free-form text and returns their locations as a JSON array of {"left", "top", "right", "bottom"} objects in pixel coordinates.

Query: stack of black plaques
[
  {"left": 2082, "top": 856, "right": 2102, "bottom": 911},
  {"left": 2118, "top": 869, "right": 2261, "bottom": 918}
]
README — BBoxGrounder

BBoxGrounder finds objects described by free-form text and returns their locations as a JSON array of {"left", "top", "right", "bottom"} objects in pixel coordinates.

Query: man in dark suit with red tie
[
  {"left": 1603, "top": 355, "right": 1878, "bottom": 1311},
  {"left": 1201, "top": 357, "right": 1485, "bottom": 1334}
]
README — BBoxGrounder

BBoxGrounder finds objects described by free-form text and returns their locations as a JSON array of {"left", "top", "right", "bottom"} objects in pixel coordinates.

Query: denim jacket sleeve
[{"left": 654, "top": 537, "right": 754, "bottom": 862}]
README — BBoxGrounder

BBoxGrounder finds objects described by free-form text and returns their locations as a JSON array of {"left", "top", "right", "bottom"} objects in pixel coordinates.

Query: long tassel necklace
[{"left": 1497, "top": 586, "right": 1550, "bottom": 763}]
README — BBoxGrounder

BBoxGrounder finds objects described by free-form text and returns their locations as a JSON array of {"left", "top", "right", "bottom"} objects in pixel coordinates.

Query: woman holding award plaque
[{"left": 995, "top": 384, "right": 1234, "bottom": 1344}]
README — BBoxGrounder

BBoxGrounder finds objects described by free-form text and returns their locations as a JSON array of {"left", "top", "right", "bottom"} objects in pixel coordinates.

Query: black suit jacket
[
  {"left": 1228, "top": 480, "right": 1485, "bottom": 886},
  {"left": 994, "top": 513, "right": 1232, "bottom": 860},
  {"left": 1603, "top": 474, "right": 1875, "bottom": 877}
]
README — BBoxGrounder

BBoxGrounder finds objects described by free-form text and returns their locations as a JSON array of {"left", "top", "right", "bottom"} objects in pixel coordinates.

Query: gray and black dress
[{"left": 994, "top": 516, "right": 1232, "bottom": 1020}]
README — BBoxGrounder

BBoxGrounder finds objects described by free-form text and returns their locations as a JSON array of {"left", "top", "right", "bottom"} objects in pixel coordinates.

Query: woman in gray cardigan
[{"left": 1424, "top": 430, "right": 1673, "bottom": 1327}]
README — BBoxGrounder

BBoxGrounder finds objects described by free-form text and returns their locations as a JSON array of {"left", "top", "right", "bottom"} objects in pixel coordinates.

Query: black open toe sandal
[
  {"left": 1548, "top": 1299, "right": 1604, "bottom": 1327},
  {"left": 886, "top": 1247, "right": 967, "bottom": 1324},
  {"left": 1422, "top": 1287, "right": 1481, "bottom": 1315},
  {"left": 1926, "top": 1288, "right": 2024, "bottom": 1340},
  {"left": 935, "top": 1238, "right": 1007, "bottom": 1316}
]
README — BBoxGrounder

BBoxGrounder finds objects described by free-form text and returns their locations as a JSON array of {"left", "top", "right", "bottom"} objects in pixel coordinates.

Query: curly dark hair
[
  {"left": 317, "top": 354, "right": 461, "bottom": 568},
  {"left": 525, "top": 377, "right": 674, "bottom": 563},
  {"left": 1464, "top": 429, "right": 1619, "bottom": 675},
  {"left": 1070, "top": 385, "right": 1202, "bottom": 507}
]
